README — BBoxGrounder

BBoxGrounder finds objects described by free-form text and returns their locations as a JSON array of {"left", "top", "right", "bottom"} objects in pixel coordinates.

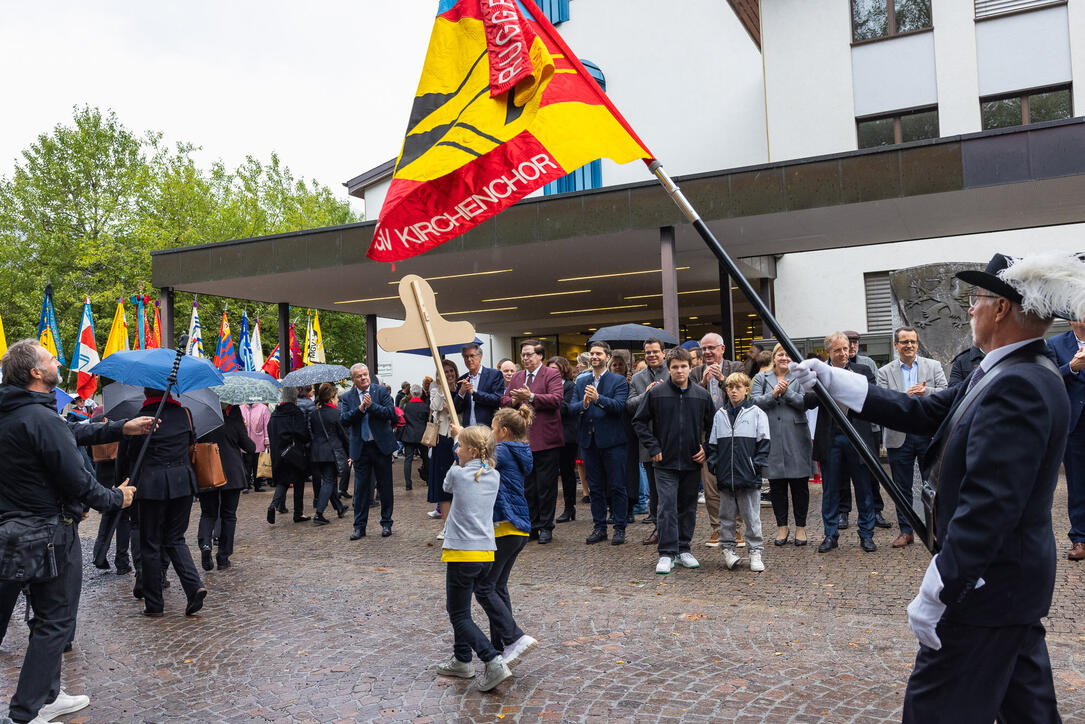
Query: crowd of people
[{"left": 3, "top": 245, "right": 1085, "bottom": 717}]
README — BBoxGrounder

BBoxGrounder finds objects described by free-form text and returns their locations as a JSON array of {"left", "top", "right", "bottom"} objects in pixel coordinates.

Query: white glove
[
  {"left": 788, "top": 359, "right": 870, "bottom": 411},
  {"left": 906, "top": 555, "right": 946, "bottom": 650}
]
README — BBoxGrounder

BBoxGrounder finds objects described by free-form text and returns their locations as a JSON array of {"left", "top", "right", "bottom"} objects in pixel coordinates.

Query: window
[
  {"left": 544, "top": 59, "right": 605, "bottom": 195},
  {"left": 857, "top": 107, "right": 939, "bottom": 148},
  {"left": 536, "top": 0, "right": 569, "bottom": 25},
  {"left": 852, "top": 0, "right": 932, "bottom": 41},
  {"left": 975, "top": 0, "right": 1065, "bottom": 20},
  {"left": 864, "top": 272, "right": 893, "bottom": 333},
  {"left": 981, "top": 85, "right": 1072, "bottom": 129}
]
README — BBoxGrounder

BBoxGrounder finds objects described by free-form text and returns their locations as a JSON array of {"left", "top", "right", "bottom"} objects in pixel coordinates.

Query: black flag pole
[{"left": 647, "top": 161, "right": 932, "bottom": 553}]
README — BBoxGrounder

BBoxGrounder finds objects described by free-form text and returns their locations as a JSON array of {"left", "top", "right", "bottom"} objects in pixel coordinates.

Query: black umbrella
[
  {"left": 280, "top": 363, "right": 352, "bottom": 387},
  {"left": 103, "top": 382, "right": 224, "bottom": 438},
  {"left": 588, "top": 324, "right": 678, "bottom": 348}
]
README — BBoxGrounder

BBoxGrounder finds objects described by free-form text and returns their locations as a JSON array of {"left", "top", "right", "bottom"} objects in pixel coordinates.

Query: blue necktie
[
  {"left": 360, "top": 389, "right": 372, "bottom": 441},
  {"left": 965, "top": 366, "right": 987, "bottom": 393}
]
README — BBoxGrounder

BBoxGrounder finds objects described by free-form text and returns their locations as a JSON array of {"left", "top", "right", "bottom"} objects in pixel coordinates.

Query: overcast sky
[{"left": 0, "top": 1, "right": 439, "bottom": 215}]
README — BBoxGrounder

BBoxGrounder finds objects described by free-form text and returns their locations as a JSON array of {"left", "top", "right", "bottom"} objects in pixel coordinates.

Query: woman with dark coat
[
  {"left": 547, "top": 356, "right": 579, "bottom": 523},
  {"left": 116, "top": 388, "right": 207, "bottom": 617},
  {"left": 197, "top": 403, "right": 255, "bottom": 570},
  {"left": 309, "top": 383, "right": 350, "bottom": 525},
  {"left": 427, "top": 359, "right": 459, "bottom": 532},
  {"left": 400, "top": 384, "right": 430, "bottom": 489},
  {"left": 267, "top": 386, "right": 312, "bottom": 524}
]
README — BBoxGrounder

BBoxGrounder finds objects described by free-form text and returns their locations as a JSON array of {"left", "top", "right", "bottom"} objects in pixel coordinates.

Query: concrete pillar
[
  {"left": 717, "top": 264, "right": 736, "bottom": 359},
  {"left": 758, "top": 277, "right": 773, "bottom": 340},
  {"left": 278, "top": 303, "right": 290, "bottom": 379},
  {"left": 159, "top": 287, "right": 175, "bottom": 349},
  {"left": 366, "top": 314, "right": 379, "bottom": 380}
]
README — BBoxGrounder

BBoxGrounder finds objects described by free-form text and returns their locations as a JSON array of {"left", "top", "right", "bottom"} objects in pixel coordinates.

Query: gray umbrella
[
  {"left": 103, "top": 382, "right": 224, "bottom": 438},
  {"left": 280, "top": 363, "right": 352, "bottom": 387},
  {"left": 210, "top": 371, "right": 282, "bottom": 405}
]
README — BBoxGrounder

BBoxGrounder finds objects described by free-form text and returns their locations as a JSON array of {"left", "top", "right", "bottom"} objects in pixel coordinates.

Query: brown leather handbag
[
  {"left": 191, "top": 443, "right": 227, "bottom": 490},
  {"left": 91, "top": 442, "right": 119, "bottom": 462}
]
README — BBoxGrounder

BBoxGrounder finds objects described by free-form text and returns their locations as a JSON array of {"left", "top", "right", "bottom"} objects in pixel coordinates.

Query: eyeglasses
[
  {"left": 968, "top": 292, "right": 1000, "bottom": 306},
  {"left": 896, "top": 340, "right": 918, "bottom": 346}
]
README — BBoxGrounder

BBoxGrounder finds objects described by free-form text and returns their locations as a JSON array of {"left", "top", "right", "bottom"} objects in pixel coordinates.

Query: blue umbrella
[
  {"left": 588, "top": 325, "right": 678, "bottom": 348},
  {"left": 680, "top": 340, "right": 700, "bottom": 350},
  {"left": 90, "top": 348, "right": 225, "bottom": 393},
  {"left": 400, "top": 337, "right": 484, "bottom": 356}
]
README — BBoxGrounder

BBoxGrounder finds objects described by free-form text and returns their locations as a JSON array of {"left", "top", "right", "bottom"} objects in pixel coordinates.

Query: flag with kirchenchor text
[{"left": 368, "top": 0, "right": 653, "bottom": 263}]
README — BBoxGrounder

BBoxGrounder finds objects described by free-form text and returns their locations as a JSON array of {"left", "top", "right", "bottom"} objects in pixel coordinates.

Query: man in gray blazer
[
  {"left": 626, "top": 338, "right": 669, "bottom": 543},
  {"left": 876, "top": 326, "right": 948, "bottom": 548}
]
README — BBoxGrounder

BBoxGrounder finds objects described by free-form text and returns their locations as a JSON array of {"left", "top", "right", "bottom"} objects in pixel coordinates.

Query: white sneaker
[
  {"left": 655, "top": 556, "right": 674, "bottom": 574},
  {"left": 436, "top": 526, "right": 445, "bottom": 541},
  {"left": 37, "top": 690, "right": 90, "bottom": 721},
  {"left": 502, "top": 634, "right": 537, "bottom": 667},
  {"left": 721, "top": 548, "right": 740, "bottom": 570},
  {"left": 427, "top": 509, "right": 442, "bottom": 519},
  {"left": 435, "top": 656, "right": 474, "bottom": 678},
  {"left": 749, "top": 551, "right": 765, "bottom": 572},
  {"left": 697, "top": 492, "right": 706, "bottom": 504},
  {"left": 676, "top": 552, "right": 700, "bottom": 569},
  {"left": 477, "top": 655, "right": 512, "bottom": 691}
]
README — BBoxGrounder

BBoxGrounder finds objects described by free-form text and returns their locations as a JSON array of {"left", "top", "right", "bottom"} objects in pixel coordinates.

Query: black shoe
[
  {"left": 350, "top": 528, "right": 365, "bottom": 540},
  {"left": 267, "top": 506, "right": 276, "bottom": 524},
  {"left": 277, "top": 505, "right": 289, "bottom": 514},
  {"left": 115, "top": 561, "right": 133, "bottom": 575},
  {"left": 93, "top": 557, "right": 110, "bottom": 571},
  {"left": 313, "top": 513, "right": 330, "bottom": 526},
  {"left": 586, "top": 528, "right": 608, "bottom": 544},
  {"left": 642, "top": 515, "right": 656, "bottom": 525},
  {"left": 773, "top": 537, "right": 789, "bottom": 546},
  {"left": 63, "top": 641, "right": 73, "bottom": 652},
  {"left": 581, "top": 495, "right": 590, "bottom": 504},
  {"left": 538, "top": 529, "right": 552, "bottom": 544},
  {"left": 336, "top": 505, "right": 347, "bottom": 519},
  {"left": 340, "top": 491, "right": 352, "bottom": 499},
  {"left": 860, "top": 537, "right": 878, "bottom": 553},
  {"left": 606, "top": 516, "right": 616, "bottom": 525},
  {"left": 200, "top": 546, "right": 214, "bottom": 572},
  {"left": 874, "top": 513, "right": 892, "bottom": 529},
  {"left": 610, "top": 528, "right": 626, "bottom": 546},
  {"left": 185, "top": 588, "right": 208, "bottom": 616},
  {"left": 293, "top": 515, "right": 311, "bottom": 523},
  {"left": 253, "top": 485, "right": 265, "bottom": 492},
  {"left": 817, "top": 536, "right": 839, "bottom": 553},
  {"left": 216, "top": 558, "right": 230, "bottom": 570},
  {"left": 528, "top": 530, "right": 539, "bottom": 541},
  {"left": 142, "top": 609, "right": 164, "bottom": 617},
  {"left": 241, "top": 488, "right": 250, "bottom": 494},
  {"left": 555, "top": 509, "right": 575, "bottom": 523},
  {"left": 133, "top": 574, "right": 144, "bottom": 600},
  {"left": 381, "top": 525, "right": 392, "bottom": 537},
  {"left": 838, "top": 513, "right": 849, "bottom": 530}
]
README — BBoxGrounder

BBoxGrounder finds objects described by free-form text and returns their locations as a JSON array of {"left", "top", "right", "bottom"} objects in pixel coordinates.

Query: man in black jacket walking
[
  {"left": 632, "top": 347, "right": 715, "bottom": 574},
  {"left": 0, "top": 340, "right": 137, "bottom": 724}
]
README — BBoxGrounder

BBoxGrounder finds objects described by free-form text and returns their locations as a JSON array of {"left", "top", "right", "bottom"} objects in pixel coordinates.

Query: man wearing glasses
[
  {"left": 875, "top": 327, "right": 947, "bottom": 548},
  {"left": 454, "top": 343, "right": 504, "bottom": 427}
]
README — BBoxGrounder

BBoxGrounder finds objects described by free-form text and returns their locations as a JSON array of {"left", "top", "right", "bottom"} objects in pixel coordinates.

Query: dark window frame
[
  {"left": 856, "top": 105, "right": 940, "bottom": 148},
  {"left": 979, "top": 83, "right": 1073, "bottom": 128},
  {"left": 851, "top": 0, "right": 933, "bottom": 44}
]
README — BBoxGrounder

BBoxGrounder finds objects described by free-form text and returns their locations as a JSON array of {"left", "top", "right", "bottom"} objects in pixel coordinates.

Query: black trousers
[
  {"left": 838, "top": 435, "right": 885, "bottom": 514},
  {"left": 624, "top": 439, "right": 640, "bottom": 516},
  {"left": 904, "top": 620, "right": 1060, "bottom": 724},
  {"left": 7, "top": 523, "right": 78, "bottom": 723},
  {"left": 271, "top": 476, "right": 308, "bottom": 519},
  {"left": 474, "top": 534, "right": 528, "bottom": 650},
  {"left": 654, "top": 467, "right": 700, "bottom": 556},
  {"left": 402, "top": 443, "right": 428, "bottom": 489},
  {"left": 645, "top": 463, "right": 658, "bottom": 519},
  {"left": 557, "top": 442, "right": 579, "bottom": 513},
  {"left": 197, "top": 488, "right": 242, "bottom": 561},
  {"left": 138, "top": 497, "right": 203, "bottom": 613},
  {"left": 353, "top": 441, "right": 393, "bottom": 531},
  {"left": 446, "top": 562, "right": 499, "bottom": 663},
  {"left": 523, "top": 447, "right": 560, "bottom": 533},
  {"left": 93, "top": 506, "right": 132, "bottom": 568},
  {"left": 769, "top": 477, "right": 810, "bottom": 527},
  {"left": 314, "top": 462, "right": 345, "bottom": 516}
]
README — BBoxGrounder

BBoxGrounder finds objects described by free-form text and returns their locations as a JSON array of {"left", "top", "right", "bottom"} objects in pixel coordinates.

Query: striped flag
[
  {"left": 238, "top": 311, "right": 255, "bottom": 371},
  {"left": 186, "top": 301, "right": 204, "bottom": 358},
  {"left": 72, "top": 297, "right": 100, "bottom": 399},
  {"left": 213, "top": 312, "right": 241, "bottom": 373}
]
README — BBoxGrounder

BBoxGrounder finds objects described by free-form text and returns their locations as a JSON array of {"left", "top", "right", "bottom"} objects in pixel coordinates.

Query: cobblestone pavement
[{"left": 1, "top": 467, "right": 1083, "bottom": 723}]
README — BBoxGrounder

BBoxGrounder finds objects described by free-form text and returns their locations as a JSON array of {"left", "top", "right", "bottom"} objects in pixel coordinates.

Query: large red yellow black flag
[{"left": 368, "top": 0, "right": 654, "bottom": 263}]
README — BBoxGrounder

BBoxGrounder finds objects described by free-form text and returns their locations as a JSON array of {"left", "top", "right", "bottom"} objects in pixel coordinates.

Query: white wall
[
  {"left": 774, "top": 223, "right": 1085, "bottom": 338},
  {"left": 975, "top": 4, "right": 1072, "bottom": 96},
  {"left": 852, "top": 31, "right": 937, "bottom": 117},
  {"left": 373, "top": 316, "right": 510, "bottom": 387},
  {"left": 762, "top": 0, "right": 857, "bottom": 160},
  {"left": 932, "top": 0, "right": 981, "bottom": 135},
  {"left": 1069, "top": 0, "right": 1085, "bottom": 115},
  {"left": 362, "top": 177, "right": 391, "bottom": 221}
]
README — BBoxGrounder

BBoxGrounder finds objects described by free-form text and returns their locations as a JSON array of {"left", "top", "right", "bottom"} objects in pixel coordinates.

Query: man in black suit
[
  {"left": 790, "top": 252, "right": 1079, "bottom": 721},
  {"left": 454, "top": 343, "right": 505, "bottom": 427},
  {"left": 341, "top": 364, "right": 398, "bottom": 539}
]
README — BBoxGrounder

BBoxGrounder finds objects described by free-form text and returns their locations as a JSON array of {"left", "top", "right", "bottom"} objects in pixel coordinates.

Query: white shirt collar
[{"left": 979, "top": 337, "right": 1042, "bottom": 372}]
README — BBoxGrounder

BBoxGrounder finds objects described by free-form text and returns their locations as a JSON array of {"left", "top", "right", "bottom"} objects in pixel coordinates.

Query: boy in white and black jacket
[{"left": 708, "top": 372, "right": 771, "bottom": 572}]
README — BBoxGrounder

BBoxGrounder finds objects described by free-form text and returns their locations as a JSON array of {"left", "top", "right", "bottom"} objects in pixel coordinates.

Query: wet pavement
[{"left": 1, "top": 467, "right": 1083, "bottom": 723}]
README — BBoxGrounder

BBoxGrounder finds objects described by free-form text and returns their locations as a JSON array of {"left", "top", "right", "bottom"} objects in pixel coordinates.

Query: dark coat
[
  {"left": 454, "top": 366, "right": 505, "bottom": 426},
  {"left": 558, "top": 378, "right": 579, "bottom": 445},
  {"left": 631, "top": 377, "right": 715, "bottom": 471},
  {"left": 399, "top": 398, "right": 429, "bottom": 445},
  {"left": 267, "top": 402, "right": 311, "bottom": 485},
  {"left": 948, "top": 345, "right": 985, "bottom": 387},
  {"left": 807, "top": 362, "right": 877, "bottom": 463},
  {"left": 0, "top": 384, "right": 123, "bottom": 517},
  {"left": 309, "top": 404, "right": 349, "bottom": 464},
  {"left": 627, "top": 364, "right": 668, "bottom": 461},
  {"left": 1047, "top": 330, "right": 1085, "bottom": 432},
  {"left": 568, "top": 370, "right": 629, "bottom": 450},
  {"left": 340, "top": 385, "right": 398, "bottom": 457},
  {"left": 197, "top": 405, "right": 255, "bottom": 491},
  {"left": 859, "top": 340, "right": 1067, "bottom": 627},
  {"left": 494, "top": 441, "right": 533, "bottom": 533},
  {"left": 117, "top": 400, "right": 197, "bottom": 501}
]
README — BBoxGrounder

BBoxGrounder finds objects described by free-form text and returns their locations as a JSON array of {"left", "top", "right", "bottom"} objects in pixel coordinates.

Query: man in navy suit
[
  {"left": 570, "top": 340, "right": 630, "bottom": 546},
  {"left": 1047, "top": 320, "right": 1085, "bottom": 561},
  {"left": 790, "top": 252, "right": 1077, "bottom": 722},
  {"left": 454, "top": 343, "right": 504, "bottom": 427},
  {"left": 340, "top": 363, "right": 397, "bottom": 540}
]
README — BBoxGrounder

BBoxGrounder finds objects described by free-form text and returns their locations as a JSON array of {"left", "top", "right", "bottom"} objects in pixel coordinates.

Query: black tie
[
  {"left": 965, "top": 365, "right": 987, "bottom": 393},
  {"left": 526, "top": 372, "right": 534, "bottom": 386}
]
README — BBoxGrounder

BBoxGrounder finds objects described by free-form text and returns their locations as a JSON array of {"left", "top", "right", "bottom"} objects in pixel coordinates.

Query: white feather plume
[{"left": 999, "top": 251, "right": 1085, "bottom": 321}]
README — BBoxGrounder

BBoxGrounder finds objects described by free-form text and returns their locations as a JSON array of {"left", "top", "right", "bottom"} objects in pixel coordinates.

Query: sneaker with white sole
[
  {"left": 436, "top": 525, "right": 446, "bottom": 541},
  {"left": 435, "top": 656, "right": 475, "bottom": 678},
  {"left": 655, "top": 556, "right": 674, "bottom": 574},
  {"left": 750, "top": 551, "right": 765, "bottom": 572},
  {"left": 721, "top": 548, "right": 741, "bottom": 570},
  {"left": 676, "top": 552, "right": 700, "bottom": 569},
  {"left": 477, "top": 655, "right": 512, "bottom": 691},
  {"left": 427, "top": 509, "right": 443, "bottom": 519},
  {"left": 502, "top": 634, "right": 537, "bottom": 667},
  {"left": 697, "top": 492, "right": 706, "bottom": 504},
  {"left": 37, "top": 690, "right": 90, "bottom": 721}
]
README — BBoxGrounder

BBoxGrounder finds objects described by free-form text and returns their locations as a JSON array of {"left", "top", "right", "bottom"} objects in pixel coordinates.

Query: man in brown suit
[
  {"left": 690, "top": 332, "right": 746, "bottom": 546},
  {"left": 501, "top": 339, "right": 565, "bottom": 544}
]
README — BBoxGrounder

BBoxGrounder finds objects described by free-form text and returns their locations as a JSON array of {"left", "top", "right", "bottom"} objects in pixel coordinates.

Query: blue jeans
[
  {"left": 582, "top": 443, "right": 628, "bottom": 530},
  {"left": 822, "top": 433, "right": 875, "bottom": 539},
  {"left": 886, "top": 434, "right": 930, "bottom": 535},
  {"left": 1063, "top": 423, "right": 1085, "bottom": 543},
  {"left": 637, "top": 464, "right": 650, "bottom": 509}
]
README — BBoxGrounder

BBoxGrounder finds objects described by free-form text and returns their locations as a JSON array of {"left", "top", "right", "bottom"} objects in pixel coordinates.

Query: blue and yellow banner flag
[{"left": 37, "top": 285, "right": 66, "bottom": 366}]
